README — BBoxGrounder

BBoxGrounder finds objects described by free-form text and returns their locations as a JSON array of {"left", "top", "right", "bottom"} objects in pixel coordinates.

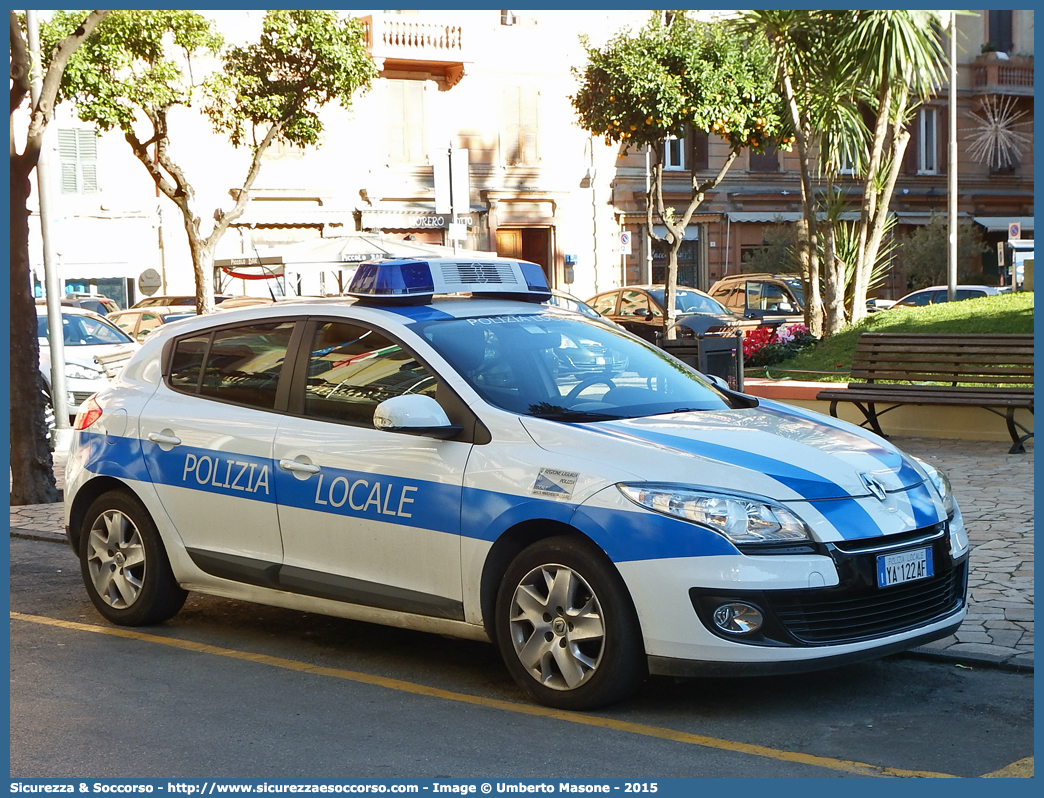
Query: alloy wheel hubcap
[
  {"left": 86, "top": 510, "right": 146, "bottom": 609},
  {"left": 508, "top": 563, "right": 605, "bottom": 691}
]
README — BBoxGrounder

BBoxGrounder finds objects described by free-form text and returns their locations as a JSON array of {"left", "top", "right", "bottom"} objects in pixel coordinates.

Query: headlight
[
  {"left": 617, "top": 483, "right": 812, "bottom": 544},
  {"left": 913, "top": 458, "right": 956, "bottom": 517},
  {"left": 64, "top": 363, "right": 103, "bottom": 380}
]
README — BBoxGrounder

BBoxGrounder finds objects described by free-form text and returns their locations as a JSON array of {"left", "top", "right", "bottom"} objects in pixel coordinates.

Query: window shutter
[
  {"left": 61, "top": 163, "right": 79, "bottom": 194},
  {"left": 76, "top": 129, "right": 98, "bottom": 160},
  {"left": 903, "top": 116, "right": 919, "bottom": 175},
  {"left": 387, "top": 81, "right": 424, "bottom": 163},
  {"left": 503, "top": 86, "right": 521, "bottom": 165},
  {"left": 937, "top": 106, "right": 947, "bottom": 175},
  {"left": 504, "top": 86, "right": 538, "bottom": 166},
  {"left": 81, "top": 163, "right": 99, "bottom": 193},
  {"left": 521, "top": 87, "right": 539, "bottom": 165},
  {"left": 57, "top": 128, "right": 100, "bottom": 193},
  {"left": 405, "top": 81, "right": 425, "bottom": 162},
  {"left": 690, "top": 129, "right": 709, "bottom": 171},
  {"left": 387, "top": 81, "right": 406, "bottom": 162},
  {"left": 749, "top": 143, "right": 779, "bottom": 172},
  {"left": 988, "top": 10, "right": 1013, "bottom": 53},
  {"left": 58, "top": 129, "right": 78, "bottom": 160}
]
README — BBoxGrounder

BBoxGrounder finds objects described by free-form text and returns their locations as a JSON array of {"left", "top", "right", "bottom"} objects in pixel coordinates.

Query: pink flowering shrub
[{"left": 743, "top": 323, "right": 816, "bottom": 367}]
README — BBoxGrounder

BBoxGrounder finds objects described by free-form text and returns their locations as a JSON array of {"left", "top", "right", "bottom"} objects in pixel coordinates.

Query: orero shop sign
[
  {"left": 414, "top": 215, "right": 474, "bottom": 229},
  {"left": 359, "top": 210, "right": 475, "bottom": 230}
]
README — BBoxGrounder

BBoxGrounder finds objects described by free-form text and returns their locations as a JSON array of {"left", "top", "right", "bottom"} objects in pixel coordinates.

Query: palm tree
[
  {"left": 844, "top": 11, "right": 946, "bottom": 323},
  {"left": 734, "top": 11, "right": 945, "bottom": 334}
]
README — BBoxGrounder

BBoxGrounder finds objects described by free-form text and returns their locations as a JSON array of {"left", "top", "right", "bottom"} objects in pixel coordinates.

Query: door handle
[
  {"left": 279, "top": 459, "right": 320, "bottom": 475},
  {"left": 146, "top": 432, "right": 182, "bottom": 446}
]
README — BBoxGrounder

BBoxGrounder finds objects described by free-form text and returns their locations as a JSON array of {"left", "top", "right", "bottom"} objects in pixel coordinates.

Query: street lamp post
[
  {"left": 27, "top": 9, "right": 73, "bottom": 451},
  {"left": 947, "top": 10, "right": 958, "bottom": 301}
]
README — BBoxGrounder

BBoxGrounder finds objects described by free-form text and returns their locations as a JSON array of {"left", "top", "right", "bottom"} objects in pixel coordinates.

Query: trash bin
[{"left": 658, "top": 331, "right": 744, "bottom": 392}]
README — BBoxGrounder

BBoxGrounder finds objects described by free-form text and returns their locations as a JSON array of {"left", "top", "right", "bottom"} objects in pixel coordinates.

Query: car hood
[
  {"left": 520, "top": 398, "right": 927, "bottom": 503},
  {"left": 38, "top": 342, "right": 138, "bottom": 374}
]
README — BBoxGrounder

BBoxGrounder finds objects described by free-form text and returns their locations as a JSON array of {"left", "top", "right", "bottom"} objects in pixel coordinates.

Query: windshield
[
  {"left": 418, "top": 314, "right": 732, "bottom": 422},
  {"left": 646, "top": 289, "right": 730, "bottom": 316},
  {"left": 781, "top": 278, "right": 804, "bottom": 307},
  {"left": 38, "top": 313, "right": 133, "bottom": 346},
  {"left": 546, "top": 292, "right": 602, "bottom": 319}
]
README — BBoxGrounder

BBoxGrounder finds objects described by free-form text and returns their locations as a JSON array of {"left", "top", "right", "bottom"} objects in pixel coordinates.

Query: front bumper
[{"left": 618, "top": 521, "right": 969, "bottom": 671}]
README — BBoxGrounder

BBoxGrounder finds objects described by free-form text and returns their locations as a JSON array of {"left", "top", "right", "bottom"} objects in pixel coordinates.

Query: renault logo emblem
[{"left": 861, "top": 473, "right": 887, "bottom": 501}]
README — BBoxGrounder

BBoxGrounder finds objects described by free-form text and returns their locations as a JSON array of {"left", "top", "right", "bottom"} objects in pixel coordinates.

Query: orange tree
[
  {"left": 42, "top": 9, "right": 376, "bottom": 315},
  {"left": 571, "top": 12, "right": 783, "bottom": 340}
]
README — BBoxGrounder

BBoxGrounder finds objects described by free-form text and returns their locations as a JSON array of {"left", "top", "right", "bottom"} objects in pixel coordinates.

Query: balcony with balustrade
[
  {"left": 359, "top": 14, "right": 470, "bottom": 88},
  {"left": 972, "top": 54, "right": 1034, "bottom": 97}
]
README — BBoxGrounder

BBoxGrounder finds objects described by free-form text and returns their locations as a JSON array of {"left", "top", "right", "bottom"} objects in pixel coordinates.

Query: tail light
[{"left": 74, "top": 396, "right": 103, "bottom": 430}]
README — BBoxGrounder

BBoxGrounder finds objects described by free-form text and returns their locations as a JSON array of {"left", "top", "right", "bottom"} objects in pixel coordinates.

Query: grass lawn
[{"left": 749, "top": 291, "right": 1035, "bottom": 382}]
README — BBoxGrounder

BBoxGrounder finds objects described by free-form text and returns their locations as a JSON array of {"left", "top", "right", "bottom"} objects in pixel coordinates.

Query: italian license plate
[{"left": 877, "top": 547, "right": 934, "bottom": 588}]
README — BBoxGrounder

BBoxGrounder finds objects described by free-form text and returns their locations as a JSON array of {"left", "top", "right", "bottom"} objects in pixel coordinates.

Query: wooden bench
[{"left": 815, "top": 333, "right": 1034, "bottom": 453}]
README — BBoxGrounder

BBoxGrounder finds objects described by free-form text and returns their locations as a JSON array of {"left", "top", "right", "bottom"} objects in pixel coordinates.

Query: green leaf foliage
[
  {"left": 41, "top": 10, "right": 375, "bottom": 149},
  {"left": 899, "top": 216, "right": 989, "bottom": 290},
  {"left": 42, "top": 10, "right": 224, "bottom": 134},
  {"left": 571, "top": 13, "right": 783, "bottom": 153},
  {"left": 207, "top": 10, "right": 377, "bottom": 148}
]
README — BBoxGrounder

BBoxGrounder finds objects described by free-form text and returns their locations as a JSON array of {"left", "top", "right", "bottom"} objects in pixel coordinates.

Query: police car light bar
[{"left": 346, "top": 258, "right": 551, "bottom": 304}]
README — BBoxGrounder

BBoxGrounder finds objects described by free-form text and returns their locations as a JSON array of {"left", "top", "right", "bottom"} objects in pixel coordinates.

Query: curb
[
  {"left": 10, "top": 528, "right": 68, "bottom": 545},
  {"left": 902, "top": 647, "right": 1034, "bottom": 673}
]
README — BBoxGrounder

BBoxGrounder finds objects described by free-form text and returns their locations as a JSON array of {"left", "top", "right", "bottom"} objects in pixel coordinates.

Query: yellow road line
[
  {"left": 11, "top": 611, "right": 966, "bottom": 778},
  {"left": 982, "top": 757, "right": 1034, "bottom": 778}
]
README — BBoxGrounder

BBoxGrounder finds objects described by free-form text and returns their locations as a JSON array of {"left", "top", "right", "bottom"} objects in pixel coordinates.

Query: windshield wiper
[{"left": 527, "top": 403, "right": 620, "bottom": 422}]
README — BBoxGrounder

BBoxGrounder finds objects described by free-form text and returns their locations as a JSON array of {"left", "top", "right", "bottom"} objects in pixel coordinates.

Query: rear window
[{"left": 168, "top": 321, "right": 295, "bottom": 411}]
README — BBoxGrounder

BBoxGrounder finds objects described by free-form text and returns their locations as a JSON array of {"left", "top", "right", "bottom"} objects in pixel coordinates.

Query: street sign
[
  {"left": 1008, "top": 222, "right": 1021, "bottom": 241},
  {"left": 138, "top": 268, "right": 162, "bottom": 296},
  {"left": 997, "top": 241, "right": 1006, "bottom": 266},
  {"left": 619, "top": 231, "right": 632, "bottom": 255}
]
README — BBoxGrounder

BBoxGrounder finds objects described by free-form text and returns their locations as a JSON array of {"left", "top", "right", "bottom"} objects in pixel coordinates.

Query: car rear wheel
[
  {"left": 495, "top": 535, "right": 646, "bottom": 710},
  {"left": 79, "top": 491, "right": 187, "bottom": 626}
]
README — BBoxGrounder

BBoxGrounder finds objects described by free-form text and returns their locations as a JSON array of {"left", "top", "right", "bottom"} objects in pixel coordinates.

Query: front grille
[
  {"left": 70, "top": 391, "right": 95, "bottom": 405},
  {"left": 767, "top": 562, "right": 967, "bottom": 643}
]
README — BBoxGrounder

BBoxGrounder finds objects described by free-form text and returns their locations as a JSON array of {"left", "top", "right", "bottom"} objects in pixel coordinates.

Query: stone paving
[{"left": 9, "top": 437, "right": 1033, "bottom": 671}]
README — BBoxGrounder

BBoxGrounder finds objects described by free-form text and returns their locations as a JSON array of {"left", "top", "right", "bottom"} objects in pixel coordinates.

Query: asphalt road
[{"left": 9, "top": 537, "right": 1034, "bottom": 780}]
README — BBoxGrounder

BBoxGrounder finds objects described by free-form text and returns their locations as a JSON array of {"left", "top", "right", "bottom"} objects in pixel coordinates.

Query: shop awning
[
  {"left": 973, "top": 216, "right": 1034, "bottom": 233},
  {"left": 726, "top": 211, "right": 862, "bottom": 223}
]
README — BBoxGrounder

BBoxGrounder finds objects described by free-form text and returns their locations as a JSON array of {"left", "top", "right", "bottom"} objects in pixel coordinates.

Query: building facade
[{"left": 26, "top": 10, "right": 1033, "bottom": 307}]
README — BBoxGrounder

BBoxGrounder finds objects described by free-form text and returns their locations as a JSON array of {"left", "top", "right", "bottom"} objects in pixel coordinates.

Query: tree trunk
[
  {"left": 778, "top": 64, "right": 824, "bottom": 337},
  {"left": 662, "top": 234, "right": 683, "bottom": 341},
  {"left": 9, "top": 157, "right": 58, "bottom": 505},
  {"left": 820, "top": 205, "right": 847, "bottom": 336}
]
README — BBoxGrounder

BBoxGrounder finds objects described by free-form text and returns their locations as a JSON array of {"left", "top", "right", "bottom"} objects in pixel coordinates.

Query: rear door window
[{"left": 168, "top": 321, "right": 295, "bottom": 411}]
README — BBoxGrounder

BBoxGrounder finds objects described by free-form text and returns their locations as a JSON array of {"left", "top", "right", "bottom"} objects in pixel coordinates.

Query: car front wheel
[
  {"left": 79, "top": 491, "right": 187, "bottom": 626},
  {"left": 495, "top": 535, "right": 646, "bottom": 710}
]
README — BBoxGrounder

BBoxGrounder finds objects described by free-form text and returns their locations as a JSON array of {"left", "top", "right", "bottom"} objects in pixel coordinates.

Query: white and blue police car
[{"left": 64, "top": 257, "right": 969, "bottom": 709}]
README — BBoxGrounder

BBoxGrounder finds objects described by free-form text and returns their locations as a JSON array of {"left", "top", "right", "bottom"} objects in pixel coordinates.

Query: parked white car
[
  {"left": 37, "top": 305, "right": 138, "bottom": 420},
  {"left": 64, "top": 258, "right": 968, "bottom": 710},
  {"left": 890, "top": 285, "right": 1002, "bottom": 308}
]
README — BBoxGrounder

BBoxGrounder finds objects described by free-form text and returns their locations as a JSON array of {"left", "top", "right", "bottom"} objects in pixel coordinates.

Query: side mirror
[
  {"left": 778, "top": 301, "right": 793, "bottom": 312},
  {"left": 373, "top": 394, "right": 462, "bottom": 439},
  {"left": 705, "top": 374, "right": 730, "bottom": 391}
]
